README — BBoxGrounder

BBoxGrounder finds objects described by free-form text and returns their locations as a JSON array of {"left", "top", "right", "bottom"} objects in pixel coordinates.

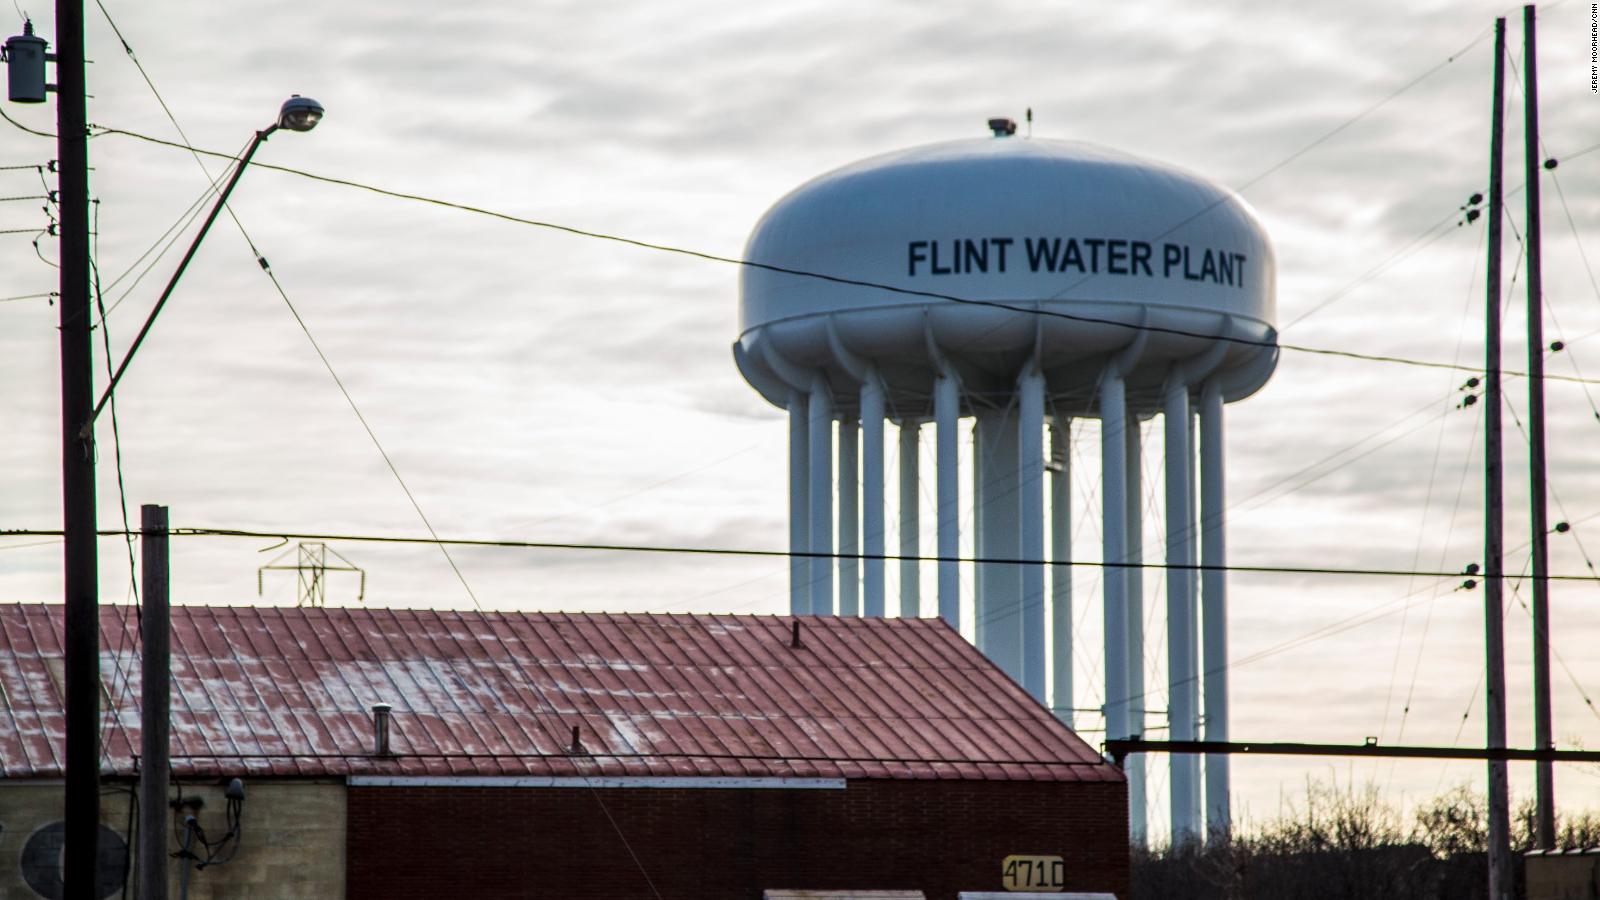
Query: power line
[
  {"left": 79, "top": 2, "right": 664, "bottom": 887},
  {"left": 90, "top": 124, "right": 1600, "bottom": 388},
  {"left": 0, "top": 105, "right": 52, "bottom": 138},
  {"left": 1282, "top": 208, "right": 1466, "bottom": 331},
  {"left": 9, "top": 525, "right": 1597, "bottom": 583}
]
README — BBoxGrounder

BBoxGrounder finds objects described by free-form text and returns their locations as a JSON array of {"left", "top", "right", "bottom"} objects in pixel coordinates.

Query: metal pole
[
  {"left": 976, "top": 410, "right": 1022, "bottom": 679},
  {"left": 139, "top": 505, "right": 170, "bottom": 900},
  {"left": 1522, "top": 2, "right": 1556, "bottom": 850},
  {"left": 899, "top": 421, "right": 920, "bottom": 617},
  {"left": 788, "top": 391, "right": 810, "bottom": 616},
  {"left": 1050, "top": 421, "right": 1072, "bottom": 726},
  {"left": 1100, "top": 372, "right": 1130, "bottom": 782},
  {"left": 1485, "top": 17, "right": 1515, "bottom": 898},
  {"left": 1164, "top": 380, "right": 1200, "bottom": 842},
  {"left": 87, "top": 127, "right": 275, "bottom": 430},
  {"left": 1123, "top": 406, "right": 1146, "bottom": 847},
  {"left": 55, "top": 0, "right": 100, "bottom": 888},
  {"left": 861, "top": 377, "right": 886, "bottom": 617},
  {"left": 935, "top": 374, "right": 960, "bottom": 627},
  {"left": 973, "top": 418, "right": 987, "bottom": 648},
  {"left": 808, "top": 377, "right": 834, "bottom": 616},
  {"left": 838, "top": 416, "right": 860, "bottom": 616},
  {"left": 1199, "top": 379, "right": 1231, "bottom": 838},
  {"left": 1019, "top": 369, "right": 1046, "bottom": 701}
]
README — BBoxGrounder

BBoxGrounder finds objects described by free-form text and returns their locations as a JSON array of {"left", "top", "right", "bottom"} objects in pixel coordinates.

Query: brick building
[{"left": 0, "top": 604, "right": 1128, "bottom": 899}]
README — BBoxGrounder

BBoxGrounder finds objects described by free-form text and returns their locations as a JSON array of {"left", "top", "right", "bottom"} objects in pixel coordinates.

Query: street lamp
[
  {"left": 87, "top": 95, "right": 326, "bottom": 430},
  {"left": 277, "top": 94, "right": 324, "bottom": 132},
  {"left": 7, "top": 19, "right": 322, "bottom": 891}
]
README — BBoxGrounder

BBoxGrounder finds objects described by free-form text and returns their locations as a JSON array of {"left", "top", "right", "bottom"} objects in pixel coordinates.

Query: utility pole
[
  {"left": 1484, "top": 16, "right": 1514, "bottom": 900},
  {"left": 139, "top": 505, "right": 170, "bottom": 900},
  {"left": 54, "top": 0, "right": 101, "bottom": 892},
  {"left": 1522, "top": 2, "right": 1556, "bottom": 850}
]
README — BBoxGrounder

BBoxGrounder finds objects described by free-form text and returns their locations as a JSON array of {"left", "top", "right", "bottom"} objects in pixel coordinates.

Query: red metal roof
[{"left": 0, "top": 604, "right": 1119, "bottom": 783}]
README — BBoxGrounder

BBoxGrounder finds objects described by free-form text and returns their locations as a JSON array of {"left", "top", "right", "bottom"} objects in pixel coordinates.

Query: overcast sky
[{"left": 2, "top": 0, "right": 1599, "bottom": 838}]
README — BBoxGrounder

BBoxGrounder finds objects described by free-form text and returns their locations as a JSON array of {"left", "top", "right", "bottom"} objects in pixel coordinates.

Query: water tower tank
[{"left": 733, "top": 123, "right": 1279, "bottom": 843}]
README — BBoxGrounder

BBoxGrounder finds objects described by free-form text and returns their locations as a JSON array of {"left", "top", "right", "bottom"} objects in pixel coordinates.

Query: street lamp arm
[{"left": 82, "top": 124, "right": 278, "bottom": 438}]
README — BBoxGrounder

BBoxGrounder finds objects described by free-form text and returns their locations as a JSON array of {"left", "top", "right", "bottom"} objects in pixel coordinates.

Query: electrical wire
[
  {"left": 10, "top": 524, "right": 1594, "bottom": 583},
  {"left": 83, "top": 1, "right": 667, "bottom": 881},
  {"left": 1281, "top": 208, "right": 1466, "bottom": 331},
  {"left": 0, "top": 105, "right": 51, "bottom": 138},
  {"left": 90, "top": 196, "right": 146, "bottom": 771},
  {"left": 90, "top": 125, "right": 1600, "bottom": 389}
]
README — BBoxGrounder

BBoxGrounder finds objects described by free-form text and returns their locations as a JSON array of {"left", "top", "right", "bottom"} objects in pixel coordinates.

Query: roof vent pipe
[
  {"left": 371, "top": 702, "right": 393, "bottom": 757},
  {"left": 987, "top": 117, "right": 1017, "bottom": 137}
]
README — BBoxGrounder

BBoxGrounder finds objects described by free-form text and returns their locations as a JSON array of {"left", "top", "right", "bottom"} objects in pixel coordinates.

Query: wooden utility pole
[
  {"left": 139, "top": 505, "right": 171, "bottom": 900},
  {"left": 1484, "top": 16, "right": 1514, "bottom": 900},
  {"left": 1522, "top": 2, "right": 1557, "bottom": 850},
  {"left": 54, "top": 0, "right": 101, "bottom": 891}
]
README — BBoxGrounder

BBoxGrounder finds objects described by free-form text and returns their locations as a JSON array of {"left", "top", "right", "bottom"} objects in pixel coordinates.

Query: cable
[
  {"left": 1282, "top": 208, "right": 1465, "bottom": 331},
  {"left": 85, "top": 6, "right": 663, "bottom": 882},
  {"left": 91, "top": 125, "right": 1600, "bottom": 388},
  {"left": 0, "top": 105, "right": 52, "bottom": 138},
  {"left": 1378, "top": 224, "right": 1484, "bottom": 753},
  {"left": 0, "top": 291, "right": 55, "bottom": 302},
  {"left": 12, "top": 525, "right": 1594, "bottom": 584},
  {"left": 90, "top": 200, "right": 144, "bottom": 770}
]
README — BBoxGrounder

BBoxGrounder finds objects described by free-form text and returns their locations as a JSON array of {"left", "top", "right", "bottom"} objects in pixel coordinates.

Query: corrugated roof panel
[{"left": 0, "top": 605, "right": 1119, "bottom": 783}]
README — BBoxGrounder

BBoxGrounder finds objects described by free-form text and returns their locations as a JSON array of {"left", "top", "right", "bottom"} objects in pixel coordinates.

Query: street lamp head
[{"left": 277, "top": 95, "right": 324, "bottom": 132}]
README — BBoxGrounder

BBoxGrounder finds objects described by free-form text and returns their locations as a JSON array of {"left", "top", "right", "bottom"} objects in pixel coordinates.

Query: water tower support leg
[
  {"left": 1099, "top": 373, "right": 1130, "bottom": 759},
  {"left": 935, "top": 374, "right": 961, "bottom": 628},
  {"left": 809, "top": 378, "right": 835, "bottom": 615},
  {"left": 1050, "top": 420, "right": 1072, "bottom": 726},
  {"left": 789, "top": 391, "right": 810, "bottom": 617},
  {"left": 976, "top": 412, "right": 1021, "bottom": 679},
  {"left": 899, "top": 422, "right": 921, "bottom": 617},
  {"left": 1019, "top": 370, "right": 1046, "bottom": 701},
  {"left": 1199, "top": 379, "right": 1231, "bottom": 838},
  {"left": 1164, "top": 381, "right": 1201, "bottom": 842},
  {"left": 1125, "top": 412, "right": 1146, "bottom": 846},
  {"left": 839, "top": 417, "right": 861, "bottom": 616},
  {"left": 861, "top": 378, "right": 886, "bottom": 617}
]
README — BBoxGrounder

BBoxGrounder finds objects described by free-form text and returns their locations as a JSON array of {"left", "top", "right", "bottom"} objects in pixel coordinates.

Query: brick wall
[{"left": 347, "top": 779, "right": 1127, "bottom": 900}]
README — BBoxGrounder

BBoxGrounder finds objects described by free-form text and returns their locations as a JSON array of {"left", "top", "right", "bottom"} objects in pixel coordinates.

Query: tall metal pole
[
  {"left": 1484, "top": 17, "right": 1515, "bottom": 899},
  {"left": 1199, "top": 379, "right": 1231, "bottom": 838},
  {"left": 55, "top": 0, "right": 101, "bottom": 890},
  {"left": 788, "top": 391, "right": 810, "bottom": 616},
  {"left": 899, "top": 421, "right": 920, "bottom": 617},
  {"left": 1522, "top": 2, "right": 1556, "bottom": 850},
  {"left": 808, "top": 378, "right": 834, "bottom": 616},
  {"left": 935, "top": 374, "right": 960, "bottom": 626},
  {"left": 861, "top": 378, "right": 886, "bottom": 617},
  {"left": 1123, "top": 410, "right": 1146, "bottom": 846},
  {"left": 1050, "top": 421, "right": 1072, "bottom": 727},
  {"left": 1018, "top": 368, "right": 1047, "bottom": 701},
  {"left": 1164, "top": 380, "right": 1200, "bottom": 842},
  {"left": 838, "top": 416, "right": 860, "bottom": 615},
  {"left": 139, "top": 505, "right": 171, "bottom": 900}
]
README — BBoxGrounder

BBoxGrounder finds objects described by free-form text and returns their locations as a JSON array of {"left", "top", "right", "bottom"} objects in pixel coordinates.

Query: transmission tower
[{"left": 258, "top": 542, "right": 365, "bottom": 607}]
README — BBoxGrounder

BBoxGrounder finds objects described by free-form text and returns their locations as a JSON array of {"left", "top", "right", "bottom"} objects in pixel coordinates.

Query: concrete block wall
[{"left": 0, "top": 779, "right": 344, "bottom": 900}]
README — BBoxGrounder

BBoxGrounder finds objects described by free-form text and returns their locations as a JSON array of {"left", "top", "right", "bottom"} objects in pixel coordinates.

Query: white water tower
[{"left": 733, "top": 120, "right": 1277, "bottom": 842}]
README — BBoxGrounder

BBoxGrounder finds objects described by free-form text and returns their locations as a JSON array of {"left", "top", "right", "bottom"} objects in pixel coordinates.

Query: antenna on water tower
[{"left": 258, "top": 541, "right": 366, "bottom": 607}]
